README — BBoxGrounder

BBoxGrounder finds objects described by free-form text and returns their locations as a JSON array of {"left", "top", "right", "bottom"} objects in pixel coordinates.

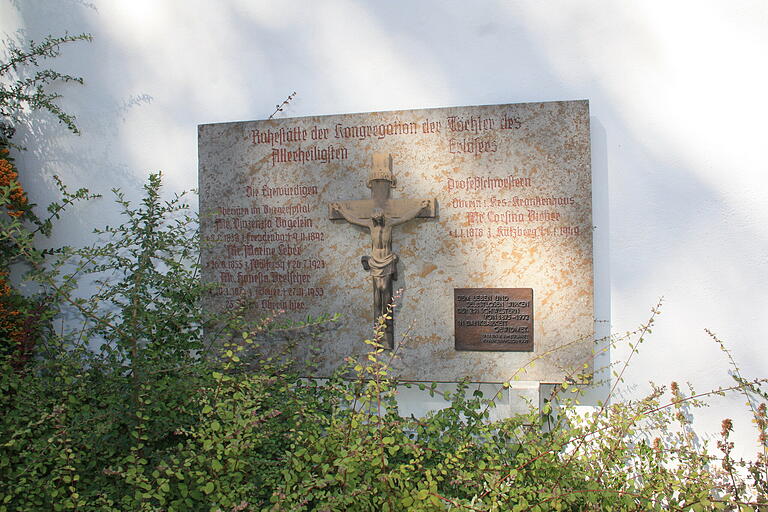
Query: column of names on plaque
[{"left": 205, "top": 184, "right": 325, "bottom": 312}]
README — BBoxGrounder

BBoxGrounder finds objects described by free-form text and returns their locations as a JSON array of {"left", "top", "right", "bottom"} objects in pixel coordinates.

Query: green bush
[{"left": 4, "top": 298, "right": 766, "bottom": 511}]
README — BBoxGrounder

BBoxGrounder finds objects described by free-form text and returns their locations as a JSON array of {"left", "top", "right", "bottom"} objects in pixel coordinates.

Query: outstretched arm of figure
[
  {"left": 330, "top": 202, "right": 369, "bottom": 227},
  {"left": 390, "top": 199, "right": 430, "bottom": 226}
]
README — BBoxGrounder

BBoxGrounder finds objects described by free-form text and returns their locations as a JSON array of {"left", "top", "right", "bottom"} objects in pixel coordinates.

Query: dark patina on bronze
[{"left": 454, "top": 288, "right": 534, "bottom": 352}]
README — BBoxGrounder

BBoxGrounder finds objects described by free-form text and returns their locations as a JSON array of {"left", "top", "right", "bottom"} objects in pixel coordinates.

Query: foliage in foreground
[{"left": 2, "top": 297, "right": 768, "bottom": 511}]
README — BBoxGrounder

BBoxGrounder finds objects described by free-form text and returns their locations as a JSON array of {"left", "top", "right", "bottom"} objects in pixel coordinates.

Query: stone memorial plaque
[
  {"left": 454, "top": 288, "right": 533, "bottom": 351},
  {"left": 199, "top": 100, "right": 593, "bottom": 383}
]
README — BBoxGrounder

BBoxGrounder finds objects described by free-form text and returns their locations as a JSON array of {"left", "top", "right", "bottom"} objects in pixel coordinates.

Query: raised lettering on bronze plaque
[{"left": 454, "top": 288, "right": 534, "bottom": 351}]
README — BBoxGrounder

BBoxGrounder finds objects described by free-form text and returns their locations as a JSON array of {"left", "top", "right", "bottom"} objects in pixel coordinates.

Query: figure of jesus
[{"left": 330, "top": 200, "right": 429, "bottom": 346}]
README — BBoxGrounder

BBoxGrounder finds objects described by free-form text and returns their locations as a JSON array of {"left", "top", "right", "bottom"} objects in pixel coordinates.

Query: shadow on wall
[
  {"left": 583, "top": 117, "right": 610, "bottom": 405},
  {"left": 5, "top": 3, "right": 155, "bottom": 245}
]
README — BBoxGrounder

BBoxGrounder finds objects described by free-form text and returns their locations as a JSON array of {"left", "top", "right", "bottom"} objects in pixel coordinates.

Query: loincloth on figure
[{"left": 361, "top": 253, "right": 398, "bottom": 280}]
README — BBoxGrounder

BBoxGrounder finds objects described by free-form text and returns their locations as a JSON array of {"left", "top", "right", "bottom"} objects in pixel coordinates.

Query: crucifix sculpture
[{"left": 329, "top": 153, "right": 437, "bottom": 349}]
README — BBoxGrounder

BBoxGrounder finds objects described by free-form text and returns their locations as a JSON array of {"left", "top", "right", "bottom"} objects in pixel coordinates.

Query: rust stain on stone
[{"left": 419, "top": 263, "right": 438, "bottom": 278}]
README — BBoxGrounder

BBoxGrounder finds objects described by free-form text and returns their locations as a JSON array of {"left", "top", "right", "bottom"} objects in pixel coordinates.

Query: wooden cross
[{"left": 329, "top": 153, "right": 437, "bottom": 349}]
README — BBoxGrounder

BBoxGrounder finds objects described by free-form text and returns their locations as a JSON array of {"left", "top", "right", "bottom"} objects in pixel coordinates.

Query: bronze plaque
[{"left": 454, "top": 288, "right": 534, "bottom": 351}]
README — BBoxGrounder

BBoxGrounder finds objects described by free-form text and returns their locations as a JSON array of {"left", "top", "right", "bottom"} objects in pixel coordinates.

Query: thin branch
[{"left": 267, "top": 91, "right": 297, "bottom": 120}]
